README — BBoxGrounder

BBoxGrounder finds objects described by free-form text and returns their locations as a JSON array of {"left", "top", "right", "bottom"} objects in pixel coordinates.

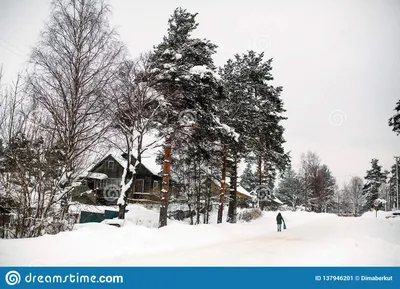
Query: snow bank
[
  {"left": 360, "top": 210, "right": 393, "bottom": 219},
  {"left": 0, "top": 207, "right": 399, "bottom": 266},
  {"left": 124, "top": 204, "right": 160, "bottom": 228}
]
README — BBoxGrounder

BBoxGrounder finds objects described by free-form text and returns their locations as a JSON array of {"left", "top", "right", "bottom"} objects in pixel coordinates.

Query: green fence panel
[
  {"left": 104, "top": 210, "right": 119, "bottom": 219},
  {"left": 79, "top": 211, "right": 104, "bottom": 223},
  {"left": 104, "top": 209, "right": 129, "bottom": 219}
]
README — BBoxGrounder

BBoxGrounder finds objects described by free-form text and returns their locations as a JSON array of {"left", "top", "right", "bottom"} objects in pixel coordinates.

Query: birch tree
[
  {"left": 109, "top": 54, "right": 162, "bottom": 219},
  {"left": 28, "top": 0, "right": 124, "bottom": 193}
]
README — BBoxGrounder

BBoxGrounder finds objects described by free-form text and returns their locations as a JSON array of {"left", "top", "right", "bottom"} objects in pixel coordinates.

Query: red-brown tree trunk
[{"left": 159, "top": 134, "right": 172, "bottom": 228}]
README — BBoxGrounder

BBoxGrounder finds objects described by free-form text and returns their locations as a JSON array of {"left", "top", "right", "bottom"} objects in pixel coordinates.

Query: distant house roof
[
  {"left": 236, "top": 185, "right": 251, "bottom": 197},
  {"left": 212, "top": 177, "right": 251, "bottom": 198},
  {"left": 254, "top": 189, "right": 284, "bottom": 205},
  {"left": 270, "top": 197, "right": 283, "bottom": 205}
]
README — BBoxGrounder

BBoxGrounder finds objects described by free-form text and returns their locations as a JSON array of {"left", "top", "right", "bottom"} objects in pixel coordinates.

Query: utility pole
[{"left": 395, "top": 156, "right": 399, "bottom": 211}]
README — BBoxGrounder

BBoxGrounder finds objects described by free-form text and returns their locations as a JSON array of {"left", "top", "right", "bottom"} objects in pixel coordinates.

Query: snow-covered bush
[
  {"left": 0, "top": 132, "right": 75, "bottom": 238},
  {"left": 278, "top": 204, "right": 291, "bottom": 211},
  {"left": 125, "top": 205, "right": 160, "bottom": 228},
  {"left": 295, "top": 205, "right": 306, "bottom": 211},
  {"left": 238, "top": 208, "right": 263, "bottom": 222}
]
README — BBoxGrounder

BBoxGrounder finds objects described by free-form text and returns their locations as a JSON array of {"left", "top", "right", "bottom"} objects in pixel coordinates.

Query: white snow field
[{"left": 0, "top": 205, "right": 399, "bottom": 266}]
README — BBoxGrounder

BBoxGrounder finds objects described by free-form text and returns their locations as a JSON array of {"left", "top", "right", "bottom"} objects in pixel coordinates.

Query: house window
[
  {"left": 134, "top": 179, "right": 144, "bottom": 193},
  {"left": 153, "top": 181, "right": 159, "bottom": 193},
  {"left": 107, "top": 159, "right": 114, "bottom": 171},
  {"left": 94, "top": 179, "right": 106, "bottom": 190}
]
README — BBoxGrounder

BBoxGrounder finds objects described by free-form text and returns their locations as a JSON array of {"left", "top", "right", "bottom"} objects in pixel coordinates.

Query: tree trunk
[
  {"left": 195, "top": 161, "right": 201, "bottom": 225},
  {"left": 188, "top": 203, "right": 194, "bottom": 225},
  {"left": 204, "top": 184, "right": 211, "bottom": 224},
  {"left": 187, "top": 178, "right": 194, "bottom": 225},
  {"left": 258, "top": 156, "right": 262, "bottom": 185},
  {"left": 257, "top": 156, "right": 262, "bottom": 209},
  {"left": 227, "top": 149, "right": 238, "bottom": 223},
  {"left": 118, "top": 203, "right": 127, "bottom": 219},
  {"left": 118, "top": 168, "right": 132, "bottom": 220},
  {"left": 159, "top": 134, "right": 172, "bottom": 228},
  {"left": 217, "top": 145, "right": 227, "bottom": 223}
]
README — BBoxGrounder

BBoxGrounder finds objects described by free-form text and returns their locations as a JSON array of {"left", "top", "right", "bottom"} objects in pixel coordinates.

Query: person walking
[{"left": 276, "top": 212, "right": 285, "bottom": 232}]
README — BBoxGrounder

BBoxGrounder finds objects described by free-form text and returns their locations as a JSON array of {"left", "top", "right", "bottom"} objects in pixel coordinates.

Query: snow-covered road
[
  {"left": 83, "top": 214, "right": 400, "bottom": 266},
  {"left": 1, "top": 209, "right": 399, "bottom": 266}
]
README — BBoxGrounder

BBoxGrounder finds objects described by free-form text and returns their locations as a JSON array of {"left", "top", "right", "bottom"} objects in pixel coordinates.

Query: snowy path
[
  {"left": 1, "top": 211, "right": 399, "bottom": 266},
  {"left": 83, "top": 216, "right": 400, "bottom": 266}
]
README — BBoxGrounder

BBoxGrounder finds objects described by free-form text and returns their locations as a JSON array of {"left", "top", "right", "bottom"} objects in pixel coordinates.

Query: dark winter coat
[{"left": 276, "top": 213, "right": 284, "bottom": 224}]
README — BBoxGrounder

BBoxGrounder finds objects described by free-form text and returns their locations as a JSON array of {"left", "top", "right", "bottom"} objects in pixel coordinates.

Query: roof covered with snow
[
  {"left": 212, "top": 177, "right": 251, "bottom": 198},
  {"left": 85, "top": 149, "right": 162, "bottom": 178},
  {"left": 139, "top": 156, "right": 162, "bottom": 176},
  {"left": 110, "top": 152, "right": 136, "bottom": 173},
  {"left": 83, "top": 172, "right": 108, "bottom": 180}
]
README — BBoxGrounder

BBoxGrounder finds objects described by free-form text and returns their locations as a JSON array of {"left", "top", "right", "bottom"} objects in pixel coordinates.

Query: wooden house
[{"left": 73, "top": 152, "right": 163, "bottom": 205}]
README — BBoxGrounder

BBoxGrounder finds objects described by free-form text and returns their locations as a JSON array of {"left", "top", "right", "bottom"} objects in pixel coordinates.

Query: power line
[
  {"left": 0, "top": 42, "right": 26, "bottom": 59},
  {"left": 0, "top": 37, "right": 29, "bottom": 56},
  {"left": 0, "top": 37, "right": 29, "bottom": 59}
]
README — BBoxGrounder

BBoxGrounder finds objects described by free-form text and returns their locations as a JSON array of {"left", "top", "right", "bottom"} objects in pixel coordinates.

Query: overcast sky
[{"left": 0, "top": 0, "right": 399, "bottom": 185}]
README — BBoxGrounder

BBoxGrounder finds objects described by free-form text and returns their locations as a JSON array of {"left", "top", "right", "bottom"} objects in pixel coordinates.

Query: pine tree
[
  {"left": 219, "top": 51, "right": 289, "bottom": 221},
  {"left": 363, "top": 159, "right": 387, "bottom": 210},
  {"left": 149, "top": 7, "right": 221, "bottom": 227},
  {"left": 219, "top": 54, "right": 257, "bottom": 222},
  {"left": 389, "top": 100, "right": 400, "bottom": 134},
  {"left": 240, "top": 162, "right": 258, "bottom": 193},
  {"left": 388, "top": 164, "right": 399, "bottom": 210}
]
